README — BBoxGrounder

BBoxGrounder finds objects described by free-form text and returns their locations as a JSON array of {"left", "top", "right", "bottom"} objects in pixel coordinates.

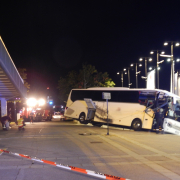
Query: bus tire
[
  {"left": 131, "top": 118, "right": 142, "bottom": 131},
  {"left": 79, "top": 113, "right": 88, "bottom": 124}
]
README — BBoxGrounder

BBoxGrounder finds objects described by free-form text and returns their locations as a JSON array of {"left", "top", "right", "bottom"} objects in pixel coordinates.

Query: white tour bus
[{"left": 64, "top": 87, "right": 180, "bottom": 130}]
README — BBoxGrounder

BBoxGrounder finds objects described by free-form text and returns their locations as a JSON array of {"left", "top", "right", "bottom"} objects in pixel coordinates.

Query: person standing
[
  {"left": 155, "top": 108, "right": 164, "bottom": 134},
  {"left": 29, "top": 112, "right": 34, "bottom": 124},
  {"left": 17, "top": 116, "right": 25, "bottom": 130}
]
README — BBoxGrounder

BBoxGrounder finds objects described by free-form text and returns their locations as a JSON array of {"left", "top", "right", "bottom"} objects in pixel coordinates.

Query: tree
[
  {"left": 94, "top": 72, "right": 115, "bottom": 87},
  {"left": 57, "top": 71, "right": 79, "bottom": 103},
  {"left": 57, "top": 64, "right": 115, "bottom": 103},
  {"left": 79, "top": 64, "right": 97, "bottom": 88},
  {"left": 18, "top": 68, "right": 30, "bottom": 92}
]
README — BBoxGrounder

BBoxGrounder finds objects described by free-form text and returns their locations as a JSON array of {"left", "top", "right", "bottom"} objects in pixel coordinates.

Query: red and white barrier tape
[{"left": 0, "top": 149, "right": 129, "bottom": 180}]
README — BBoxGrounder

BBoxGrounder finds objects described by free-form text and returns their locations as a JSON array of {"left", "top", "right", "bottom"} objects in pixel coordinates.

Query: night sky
[{"left": 1, "top": 0, "right": 180, "bottom": 103}]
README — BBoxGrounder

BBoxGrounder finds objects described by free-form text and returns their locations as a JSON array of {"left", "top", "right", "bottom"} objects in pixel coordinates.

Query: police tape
[{"left": 0, "top": 149, "right": 129, "bottom": 180}]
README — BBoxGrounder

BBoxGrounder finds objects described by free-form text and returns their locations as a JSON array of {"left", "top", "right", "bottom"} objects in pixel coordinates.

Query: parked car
[
  {"left": 51, "top": 111, "right": 65, "bottom": 121},
  {"left": 35, "top": 112, "right": 42, "bottom": 122}
]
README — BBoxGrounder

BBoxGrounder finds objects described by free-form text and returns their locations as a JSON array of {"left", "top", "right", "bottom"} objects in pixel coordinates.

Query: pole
[
  {"left": 171, "top": 42, "right": 174, "bottom": 93},
  {"left": 145, "top": 58, "right": 147, "bottom": 78},
  {"left": 121, "top": 71, "right": 123, "bottom": 87},
  {"left": 106, "top": 99, "right": 109, "bottom": 135},
  {"left": 136, "top": 63, "right": 138, "bottom": 88},
  {"left": 178, "top": 70, "right": 179, "bottom": 96},
  {"left": 157, "top": 51, "right": 159, "bottom": 89},
  {"left": 128, "top": 68, "right": 130, "bottom": 88}
]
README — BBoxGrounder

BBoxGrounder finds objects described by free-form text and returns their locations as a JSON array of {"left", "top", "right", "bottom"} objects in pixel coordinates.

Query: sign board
[{"left": 102, "top": 92, "right": 111, "bottom": 100}]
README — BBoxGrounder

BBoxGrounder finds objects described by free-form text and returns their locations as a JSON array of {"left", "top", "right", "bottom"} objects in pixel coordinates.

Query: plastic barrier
[
  {"left": 0, "top": 149, "right": 129, "bottom": 180},
  {"left": 163, "top": 118, "right": 180, "bottom": 135}
]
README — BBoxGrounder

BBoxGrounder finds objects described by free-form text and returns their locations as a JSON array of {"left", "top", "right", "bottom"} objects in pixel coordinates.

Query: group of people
[
  {"left": 154, "top": 103, "right": 176, "bottom": 134},
  {"left": 0, "top": 114, "right": 26, "bottom": 131}
]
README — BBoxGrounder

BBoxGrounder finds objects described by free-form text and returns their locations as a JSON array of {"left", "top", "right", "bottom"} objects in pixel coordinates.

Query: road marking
[
  {"left": 39, "top": 129, "right": 43, "bottom": 133},
  {"left": 99, "top": 135, "right": 180, "bottom": 180}
]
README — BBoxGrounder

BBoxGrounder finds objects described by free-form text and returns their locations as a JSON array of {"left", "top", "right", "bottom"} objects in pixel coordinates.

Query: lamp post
[
  {"left": 161, "top": 41, "right": 180, "bottom": 93},
  {"left": 124, "top": 68, "right": 132, "bottom": 88},
  {"left": 139, "top": 57, "right": 152, "bottom": 79},
  {"left": 130, "top": 63, "right": 142, "bottom": 88},
  {"left": 117, "top": 71, "right": 123, "bottom": 87},
  {"left": 150, "top": 50, "right": 165, "bottom": 89},
  {"left": 166, "top": 58, "right": 180, "bottom": 94}
]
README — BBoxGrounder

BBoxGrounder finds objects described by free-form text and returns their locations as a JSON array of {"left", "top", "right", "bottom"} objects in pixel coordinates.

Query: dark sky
[{"left": 1, "top": 0, "right": 180, "bottom": 103}]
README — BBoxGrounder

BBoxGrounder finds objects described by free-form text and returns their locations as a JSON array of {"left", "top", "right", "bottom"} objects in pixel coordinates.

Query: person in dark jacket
[
  {"left": 1, "top": 115, "right": 11, "bottom": 130},
  {"left": 155, "top": 108, "right": 164, "bottom": 133}
]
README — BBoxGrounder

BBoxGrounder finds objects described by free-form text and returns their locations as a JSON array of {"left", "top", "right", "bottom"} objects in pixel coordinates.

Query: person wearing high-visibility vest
[{"left": 17, "top": 116, "right": 25, "bottom": 130}]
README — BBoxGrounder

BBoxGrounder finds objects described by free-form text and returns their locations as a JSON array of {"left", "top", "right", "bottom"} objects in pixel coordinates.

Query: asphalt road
[{"left": 1, "top": 120, "right": 180, "bottom": 180}]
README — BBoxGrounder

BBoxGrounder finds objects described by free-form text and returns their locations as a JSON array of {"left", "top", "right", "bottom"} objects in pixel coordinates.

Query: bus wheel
[
  {"left": 131, "top": 119, "right": 142, "bottom": 131},
  {"left": 79, "top": 113, "right": 88, "bottom": 124}
]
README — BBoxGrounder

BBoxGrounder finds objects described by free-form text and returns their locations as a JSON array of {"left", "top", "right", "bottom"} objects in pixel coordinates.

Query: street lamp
[
  {"left": 117, "top": 71, "right": 124, "bottom": 87},
  {"left": 162, "top": 41, "right": 180, "bottom": 93},
  {"left": 149, "top": 66, "right": 161, "bottom": 71},
  {"left": 166, "top": 57, "right": 180, "bottom": 92},
  {"left": 130, "top": 63, "right": 142, "bottom": 88},
  {"left": 150, "top": 50, "right": 165, "bottom": 89},
  {"left": 139, "top": 57, "right": 152, "bottom": 79},
  {"left": 124, "top": 68, "right": 132, "bottom": 88}
]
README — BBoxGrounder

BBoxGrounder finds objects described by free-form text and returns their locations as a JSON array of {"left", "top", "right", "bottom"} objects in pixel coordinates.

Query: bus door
[{"left": 142, "top": 100, "right": 155, "bottom": 129}]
